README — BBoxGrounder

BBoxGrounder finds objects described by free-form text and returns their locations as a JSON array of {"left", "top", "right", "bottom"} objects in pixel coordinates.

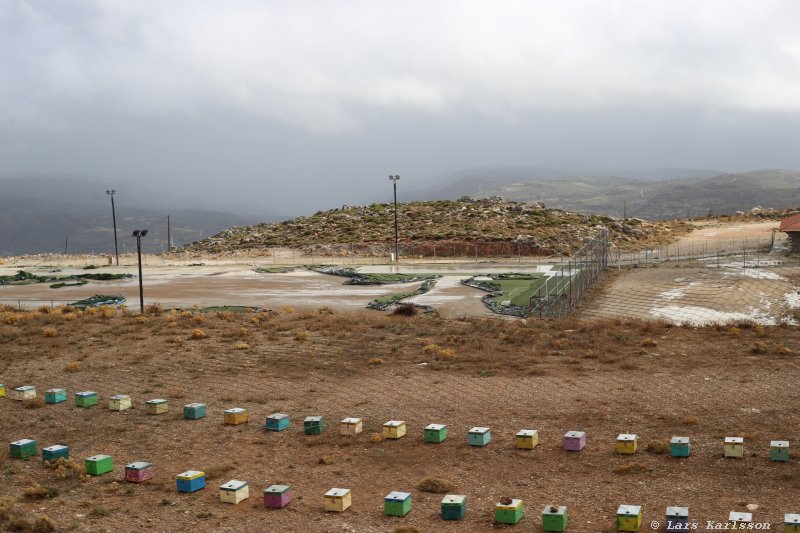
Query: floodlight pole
[
  {"left": 132, "top": 230, "right": 148, "bottom": 313},
  {"left": 389, "top": 175, "right": 400, "bottom": 262},
  {"left": 106, "top": 190, "right": 119, "bottom": 266}
]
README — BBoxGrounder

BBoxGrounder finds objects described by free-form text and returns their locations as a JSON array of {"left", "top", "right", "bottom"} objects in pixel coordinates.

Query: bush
[
  {"left": 234, "top": 342, "right": 250, "bottom": 350},
  {"left": 144, "top": 303, "right": 163, "bottom": 316},
  {"left": 64, "top": 361, "right": 80, "bottom": 372},
  {"left": 641, "top": 338, "right": 657, "bottom": 347},
  {"left": 22, "top": 484, "right": 59, "bottom": 500},
  {"left": 189, "top": 329, "right": 206, "bottom": 339},
  {"left": 393, "top": 303, "right": 418, "bottom": 316},
  {"left": 23, "top": 397, "right": 45, "bottom": 409},
  {"left": 645, "top": 440, "right": 670, "bottom": 454},
  {"left": 41, "top": 327, "right": 56, "bottom": 338},
  {"left": 368, "top": 357, "right": 383, "bottom": 366},
  {"left": 416, "top": 477, "right": 454, "bottom": 493},
  {"left": 294, "top": 330, "right": 309, "bottom": 342}
]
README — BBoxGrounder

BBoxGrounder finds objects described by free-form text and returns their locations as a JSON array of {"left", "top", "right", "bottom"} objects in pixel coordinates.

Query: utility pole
[
  {"left": 132, "top": 230, "right": 148, "bottom": 313},
  {"left": 623, "top": 199, "right": 627, "bottom": 219},
  {"left": 167, "top": 215, "right": 172, "bottom": 251},
  {"left": 389, "top": 175, "right": 400, "bottom": 262},
  {"left": 106, "top": 190, "right": 119, "bottom": 266}
]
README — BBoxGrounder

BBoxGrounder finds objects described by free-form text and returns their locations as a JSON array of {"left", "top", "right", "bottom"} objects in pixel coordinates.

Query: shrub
[
  {"left": 89, "top": 505, "right": 109, "bottom": 517},
  {"left": 682, "top": 415, "right": 700, "bottom": 425},
  {"left": 32, "top": 516, "right": 57, "bottom": 532},
  {"left": 751, "top": 342, "right": 768, "bottom": 354},
  {"left": 234, "top": 342, "right": 250, "bottom": 350},
  {"left": 41, "top": 327, "right": 57, "bottom": 338},
  {"left": 416, "top": 477, "right": 454, "bottom": 493},
  {"left": 393, "top": 303, "right": 418, "bottom": 316},
  {"left": 645, "top": 440, "right": 670, "bottom": 454},
  {"left": 436, "top": 348, "right": 455, "bottom": 361},
  {"left": 369, "top": 432, "right": 384, "bottom": 443},
  {"left": 24, "top": 397, "right": 45, "bottom": 409},
  {"left": 144, "top": 303, "right": 163, "bottom": 316},
  {"left": 64, "top": 361, "right": 80, "bottom": 372},
  {"left": 294, "top": 330, "right": 309, "bottom": 342},
  {"left": 22, "top": 484, "right": 59, "bottom": 500},
  {"left": 641, "top": 338, "right": 657, "bottom": 347},
  {"left": 189, "top": 329, "right": 206, "bottom": 340},
  {"left": 368, "top": 357, "right": 383, "bottom": 366},
  {"left": 729, "top": 327, "right": 741, "bottom": 337}
]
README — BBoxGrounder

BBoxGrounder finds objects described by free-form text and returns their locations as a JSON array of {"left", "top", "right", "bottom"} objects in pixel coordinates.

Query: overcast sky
[{"left": 2, "top": 0, "right": 800, "bottom": 215}]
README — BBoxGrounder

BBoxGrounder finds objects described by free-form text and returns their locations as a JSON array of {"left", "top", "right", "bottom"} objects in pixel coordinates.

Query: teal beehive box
[
  {"left": 85, "top": 454, "right": 113, "bottom": 476},
  {"left": 266, "top": 412, "right": 290, "bottom": 432},
  {"left": 670, "top": 436, "right": 690, "bottom": 457},
  {"left": 771, "top": 440, "right": 790, "bottom": 462},
  {"left": 468, "top": 426, "right": 491, "bottom": 447},
  {"left": 384, "top": 491, "right": 412, "bottom": 517},
  {"left": 495, "top": 498, "right": 524, "bottom": 524},
  {"left": 45, "top": 388, "right": 67, "bottom": 404},
  {"left": 542, "top": 505, "right": 568, "bottom": 532},
  {"left": 10, "top": 439, "right": 37, "bottom": 459},
  {"left": 303, "top": 415, "right": 323, "bottom": 435},
  {"left": 184, "top": 402, "right": 206, "bottom": 419},
  {"left": 75, "top": 391, "right": 98, "bottom": 407},
  {"left": 424, "top": 423, "right": 448, "bottom": 443},
  {"left": 42, "top": 445, "right": 69, "bottom": 462},
  {"left": 441, "top": 494, "right": 467, "bottom": 520}
]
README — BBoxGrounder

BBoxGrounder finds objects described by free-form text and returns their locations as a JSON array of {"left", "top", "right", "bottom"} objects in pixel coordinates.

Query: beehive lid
[
  {"left": 177, "top": 470, "right": 204, "bottom": 480},
  {"left": 46, "top": 388, "right": 66, "bottom": 394},
  {"left": 87, "top": 454, "right": 111, "bottom": 462},
  {"left": 670, "top": 436, "right": 689, "bottom": 444},
  {"left": 786, "top": 514, "right": 800, "bottom": 524},
  {"left": 264, "top": 484, "right": 291, "bottom": 494},
  {"left": 725, "top": 437, "right": 744, "bottom": 444},
  {"left": 268, "top": 412, "right": 289, "bottom": 420},
  {"left": 442, "top": 494, "right": 466, "bottom": 505},
  {"left": 15, "top": 386, "right": 34, "bottom": 391},
  {"left": 384, "top": 420, "right": 405, "bottom": 427},
  {"left": 11, "top": 439, "right": 34, "bottom": 446},
  {"left": 110, "top": 394, "right": 129, "bottom": 400},
  {"left": 225, "top": 407, "right": 246, "bottom": 414},
  {"left": 43, "top": 445, "right": 67, "bottom": 452},
  {"left": 146, "top": 398, "right": 167, "bottom": 405},
  {"left": 125, "top": 461, "right": 152, "bottom": 470},
  {"left": 77, "top": 391, "right": 97, "bottom": 396},
  {"left": 385, "top": 491, "right": 411, "bottom": 502},
  {"left": 543, "top": 505, "right": 567, "bottom": 515},
  {"left": 771, "top": 440, "right": 790, "bottom": 448},
  {"left": 617, "top": 433, "right": 637, "bottom": 441},
  {"left": 666, "top": 506, "right": 689, "bottom": 518},
  {"left": 617, "top": 505, "right": 641, "bottom": 516},
  {"left": 564, "top": 430, "right": 585, "bottom": 438},
  {"left": 729, "top": 511, "right": 752, "bottom": 522},
  {"left": 425, "top": 423, "right": 446, "bottom": 431},
  {"left": 304, "top": 416, "right": 322, "bottom": 422},
  {"left": 517, "top": 429, "right": 537, "bottom": 437},
  {"left": 185, "top": 402, "right": 205, "bottom": 408},
  {"left": 496, "top": 498, "right": 522, "bottom": 509},
  {"left": 340, "top": 417, "right": 361, "bottom": 424},
  {"left": 220, "top": 480, "right": 247, "bottom": 491},
  {"left": 469, "top": 426, "right": 490, "bottom": 434},
  {"left": 325, "top": 488, "right": 350, "bottom": 497}
]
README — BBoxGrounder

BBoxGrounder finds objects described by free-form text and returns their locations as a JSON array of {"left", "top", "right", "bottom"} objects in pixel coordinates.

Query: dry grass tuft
[
  {"left": 22, "top": 484, "right": 59, "bottom": 500},
  {"left": 436, "top": 348, "right": 456, "bottom": 361},
  {"left": 294, "top": 330, "right": 309, "bottom": 342},
  {"left": 234, "top": 342, "right": 250, "bottom": 350},
  {"left": 369, "top": 432, "right": 385, "bottom": 443},
  {"left": 641, "top": 338, "right": 658, "bottom": 347},
  {"left": 318, "top": 456, "right": 335, "bottom": 465},
  {"left": 392, "top": 303, "right": 418, "bottom": 316},
  {"left": 189, "top": 329, "right": 207, "bottom": 340},
  {"left": 682, "top": 415, "right": 700, "bottom": 425},
  {"left": 24, "top": 397, "right": 45, "bottom": 409},
  {"left": 751, "top": 342, "right": 768, "bottom": 354},
  {"left": 45, "top": 457, "right": 85, "bottom": 479},
  {"left": 416, "top": 477, "right": 454, "bottom": 493},
  {"left": 645, "top": 440, "right": 670, "bottom": 454},
  {"left": 368, "top": 357, "right": 384, "bottom": 366},
  {"left": 64, "top": 361, "right": 81, "bottom": 372},
  {"left": 41, "top": 327, "right": 57, "bottom": 338}
]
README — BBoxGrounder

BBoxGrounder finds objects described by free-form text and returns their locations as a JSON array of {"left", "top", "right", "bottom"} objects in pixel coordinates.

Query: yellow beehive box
[
  {"left": 219, "top": 480, "right": 249, "bottom": 504},
  {"left": 12, "top": 386, "right": 36, "bottom": 401},
  {"left": 616, "top": 434, "right": 638, "bottom": 454},
  {"left": 339, "top": 417, "right": 363, "bottom": 436},
  {"left": 515, "top": 429, "right": 539, "bottom": 449},
  {"left": 145, "top": 398, "right": 168, "bottom": 415},
  {"left": 0, "top": 384, "right": 5, "bottom": 398},
  {"left": 382, "top": 420, "right": 406, "bottom": 439},
  {"left": 224, "top": 408, "right": 248, "bottom": 425},
  {"left": 724, "top": 437, "right": 744, "bottom": 458},
  {"left": 785, "top": 513, "right": 800, "bottom": 533},
  {"left": 728, "top": 511, "right": 752, "bottom": 531},
  {"left": 324, "top": 488, "right": 352, "bottom": 512},
  {"left": 108, "top": 394, "right": 131, "bottom": 411}
]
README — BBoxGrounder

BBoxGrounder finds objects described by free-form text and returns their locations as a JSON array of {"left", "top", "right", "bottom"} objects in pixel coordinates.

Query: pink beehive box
[
  {"left": 563, "top": 430, "right": 586, "bottom": 451},
  {"left": 124, "top": 461, "right": 154, "bottom": 483}
]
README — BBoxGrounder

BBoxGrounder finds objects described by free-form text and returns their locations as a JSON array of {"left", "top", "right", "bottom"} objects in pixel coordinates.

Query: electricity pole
[
  {"left": 389, "top": 175, "right": 400, "bottom": 262},
  {"left": 132, "top": 229, "right": 148, "bottom": 313},
  {"left": 106, "top": 190, "right": 119, "bottom": 266}
]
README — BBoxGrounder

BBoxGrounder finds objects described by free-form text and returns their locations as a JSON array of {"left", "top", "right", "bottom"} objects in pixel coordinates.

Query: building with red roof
[{"left": 779, "top": 213, "right": 800, "bottom": 254}]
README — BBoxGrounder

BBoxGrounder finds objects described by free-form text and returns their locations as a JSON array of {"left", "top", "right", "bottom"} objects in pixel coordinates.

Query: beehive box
[
  {"left": 0, "top": 384, "right": 5, "bottom": 398},
  {"left": 495, "top": 498, "right": 524, "bottom": 524},
  {"left": 339, "top": 417, "right": 363, "bottom": 436},
  {"left": 563, "top": 430, "right": 586, "bottom": 451},
  {"left": 108, "top": 394, "right": 131, "bottom": 411},
  {"left": 542, "top": 505, "right": 568, "bottom": 532},
  {"left": 424, "top": 423, "right": 448, "bottom": 443},
  {"left": 75, "top": 391, "right": 98, "bottom": 408},
  {"left": 616, "top": 434, "right": 638, "bottom": 454},
  {"left": 467, "top": 427, "right": 491, "bottom": 447},
  {"left": 42, "top": 445, "right": 69, "bottom": 462},
  {"left": 219, "top": 480, "right": 249, "bottom": 504},
  {"left": 184, "top": 402, "right": 206, "bottom": 420},
  {"left": 617, "top": 504, "right": 642, "bottom": 531},
  {"left": 12, "top": 385, "right": 36, "bottom": 401},
  {"left": 771, "top": 440, "right": 790, "bottom": 462},
  {"left": 441, "top": 494, "right": 467, "bottom": 520},
  {"left": 125, "top": 461, "right": 154, "bottom": 483},
  {"left": 729, "top": 511, "right": 752, "bottom": 529},
  {"left": 45, "top": 388, "right": 67, "bottom": 404},
  {"left": 382, "top": 420, "right": 407, "bottom": 439},
  {"left": 724, "top": 437, "right": 744, "bottom": 458},
  {"left": 384, "top": 491, "right": 411, "bottom": 516},
  {"left": 10, "top": 439, "right": 37, "bottom": 459},
  {"left": 666, "top": 506, "right": 689, "bottom": 533},
  {"left": 266, "top": 413, "right": 290, "bottom": 432},
  {"left": 516, "top": 429, "right": 539, "bottom": 449},
  {"left": 145, "top": 398, "right": 168, "bottom": 415},
  {"left": 670, "top": 436, "right": 690, "bottom": 457},
  {"left": 176, "top": 470, "right": 206, "bottom": 493},
  {"left": 223, "top": 408, "right": 248, "bottom": 425},
  {"left": 263, "top": 484, "right": 292, "bottom": 508},
  {"left": 85, "top": 454, "right": 113, "bottom": 476},
  {"left": 785, "top": 513, "right": 800, "bottom": 533},
  {"left": 323, "top": 488, "right": 352, "bottom": 512},
  {"left": 303, "top": 416, "right": 324, "bottom": 435}
]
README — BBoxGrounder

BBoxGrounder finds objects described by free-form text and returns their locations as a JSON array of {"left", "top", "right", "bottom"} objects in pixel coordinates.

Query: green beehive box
[
  {"left": 10, "top": 439, "right": 37, "bottom": 459},
  {"left": 670, "top": 436, "right": 690, "bottom": 458},
  {"left": 771, "top": 440, "right": 790, "bottom": 462},
  {"left": 543, "top": 505, "right": 568, "bottom": 532},
  {"left": 45, "top": 388, "right": 67, "bottom": 404},
  {"left": 75, "top": 391, "right": 98, "bottom": 407},
  {"left": 85, "top": 454, "right": 113, "bottom": 476},
  {"left": 384, "top": 491, "right": 412, "bottom": 517},
  {"left": 495, "top": 499, "right": 524, "bottom": 524},
  {"left": 303, "top": 415, "right": 323, "bottom": 435},
  {"left": 424, "top": 423, "right": 448, "bottom": 443},
  {"left": 183, "top": 402, "right": 206, "bottom": 419}
]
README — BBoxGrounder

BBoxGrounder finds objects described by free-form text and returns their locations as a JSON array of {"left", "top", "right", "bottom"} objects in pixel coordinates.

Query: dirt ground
[{"left": 1, "top": 309, "right": 799, "bottom": 532}]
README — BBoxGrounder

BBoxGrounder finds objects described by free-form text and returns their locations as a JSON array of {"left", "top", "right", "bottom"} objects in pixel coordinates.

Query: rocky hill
[{"left": 181, "top": 197, "right": 692, "bottom": 257}]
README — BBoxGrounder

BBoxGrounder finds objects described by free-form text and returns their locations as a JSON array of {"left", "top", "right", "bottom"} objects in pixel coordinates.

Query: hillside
[{"left": 181, "top": 197, "right": 692, "bottom": 256}]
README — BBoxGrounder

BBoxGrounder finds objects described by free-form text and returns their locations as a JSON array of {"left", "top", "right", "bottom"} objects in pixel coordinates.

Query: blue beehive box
[
  {"left": 42, "top": 445, "right": 69, "bottom": 462},
  {"left": 441, "top": 494, "right": 467, "bottom": 520},
  {"left": 266, "top": 413, "right": 290, "bottom": 432},
  {"left": 670, "top": 436, "right": 690, "bottom": 457},
  {"left": 467, "top": 427, "right": 491, "bottom": 447},
  {"left": 183, "top": 403, "right": 206, "bottom": 420},
  {"left": 45, "top": 388, "right": 67, "bottom": 404},
  {"left": 666, "top": 506, "right": 689, "bottom": 533},
  {"left": 176, "top": 470, "right": 206, "bottom": 493}
]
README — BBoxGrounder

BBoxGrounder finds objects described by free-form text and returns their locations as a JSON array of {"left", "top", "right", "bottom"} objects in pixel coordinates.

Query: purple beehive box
[
  {"left": 263, "top": 484, "right": 292, "bottom": 508},
  {"left": 563, "top": 430, "right": 586, "bottom": 451}
]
